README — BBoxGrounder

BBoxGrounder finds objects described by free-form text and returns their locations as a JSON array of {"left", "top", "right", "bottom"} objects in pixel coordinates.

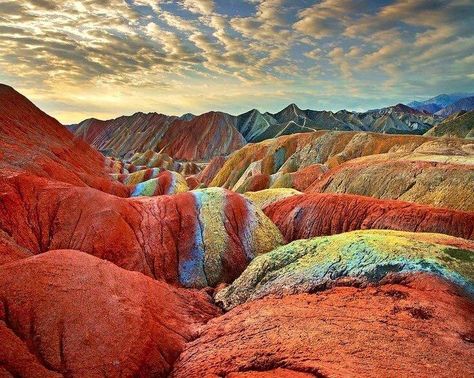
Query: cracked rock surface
[{"left": 173, "top": 274, "right": 474, "bottom": 378}]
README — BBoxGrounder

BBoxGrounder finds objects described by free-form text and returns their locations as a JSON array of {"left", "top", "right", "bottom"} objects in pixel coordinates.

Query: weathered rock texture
[
  {"left": 173, "top": 274, "right": 474, "bottom": 377},
  {"left": 0, "top": 175, "right": 283, "bottom": 287},
  {"left": 424, "top": 110, "right": 474, "bottom": 138},
  {"left": 71, "top": 111, "right": 246, "bottom": 160},
  {"left": 216, "top": 230, "right": 474, "bottom": 309},
  {"left": 210, "top": 131, "right": 472, "bottom": 192},
  {"left": 194, "top": 156, "right": 227, "bottom": 186},
  {"left": 306, "top": 160, "right": 474, "bottom": 211},
  {"left": 130, "top": 170, "right": 189, "bottom": 196},
  {"left": 0, "top": 84, "right": 127, "bottom": 196},
  {"left": 0, "top": 250, "right": 220, "bottom": 377},
  {"left": 244, "top": 188, "right": 302, "bottom": 209},
  {"left": 70, "top": 103, "right": 441, "bottom": 161},
  {"left": 264, "top": 193, "right": 474, "bottom": 241}
]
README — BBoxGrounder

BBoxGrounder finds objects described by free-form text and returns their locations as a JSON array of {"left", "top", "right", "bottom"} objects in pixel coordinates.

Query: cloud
[
  {"left": 181, "top": 0, "right": 214, "bottom": 15},
  {"left": 0, "top": 0, "right": 472, "bottom": 124}
]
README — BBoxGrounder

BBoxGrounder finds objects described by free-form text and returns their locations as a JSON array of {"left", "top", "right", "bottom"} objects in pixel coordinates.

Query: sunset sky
[{"left": 0, "top": 0, "right": 473, "bottom": 124}]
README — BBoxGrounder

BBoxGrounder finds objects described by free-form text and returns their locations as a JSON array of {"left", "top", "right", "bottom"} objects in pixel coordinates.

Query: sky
[{"left": 0, "top": 0, "right": 473, "bottom": 124}]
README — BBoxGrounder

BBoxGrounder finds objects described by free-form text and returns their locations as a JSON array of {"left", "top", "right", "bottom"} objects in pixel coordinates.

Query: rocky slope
[
  {"left": 173, "top": 273, "right": 474, "bottom": 377},
  {"left": 2, "top": 84, "right": 474, "bottom": 377},
  {"left": 69, "top": 103, "right": 441, "bottom": 161},
  {"left": 209, "top": 131, "right": 473, "bottom": 206},
  {"left": 0, "top": 250, "right": 220, "bottom": 377},
  {"left": 408, "top": 93, "right": 473, "bottom": 113},
  {"left": 70, "top": 111, "right": 246, "bottom": 160},
  {"left": 264, "top": 193, "right": 474, "bottom": 241},
  {"left": 435, "top": 96, "right": 474, "bottom": 116},
  {"left": 306, "top": 160, "right": 474, "bottom": 211},
  {"left": 0, "top": 84, "right": 126, "bottom": 196},
  {"left": 0, "top": 174, "right": 283, "bottom": 287},
  {"left": 216, "top": 230, "right": 474, "bottom": 309},
  {"left": 425, "top": 111, "right": 474, "bottom": 138}
]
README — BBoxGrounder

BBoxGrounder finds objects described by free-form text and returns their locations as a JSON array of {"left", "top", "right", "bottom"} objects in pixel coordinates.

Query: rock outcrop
[
  {"left": 306, "top": 160, "right": 474, "bottom": 211},
  {"left": 244, "top": 188, "right": 302, "bottom": 209},
  {"left": 210, "top": 131, "right": 472, "bottom": 190},
  {"left": 173, "top": 274, "right": 474, "bottom": 377},
  {"left": 0, "top": 250, "right": 220, "bottom": 377},
  {"left": 216, "top": 230, "right": 474, "bottom": 309},
  {"left": 130, "top": 170, "right": 189, "bottom": 196},
  {"left": 424, "top": 111, "right": 474, "bottom": 138},
  {"left": 264, "top": 193, "right": 474, "bottom": 241},
  {"left": 0, "top": 84, "right": 127, "bottom": 196},
  {"left": 71, "top": 111, "right": 246, "bottom": 160},
  {"left": 0, "top": 175, "right": 283, "bottom": 287}
]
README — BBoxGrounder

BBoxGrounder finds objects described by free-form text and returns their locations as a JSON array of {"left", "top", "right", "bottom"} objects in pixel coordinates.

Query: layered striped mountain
[
  {"left": 69, "top": 103, "right": 441, "bottom": 161},
  {"left": 69, "top": 111, "right": 246, "bottom": 160},
  {"left": 210, "top": 130, "right": 474, "bottom": 210},
  {"left": 424, "top": 111, "right": 474, "bottom": 138}
]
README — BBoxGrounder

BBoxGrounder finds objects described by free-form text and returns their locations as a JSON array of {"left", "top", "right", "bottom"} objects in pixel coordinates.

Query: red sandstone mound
[
  {"left": 264, "top": 193, "right": 474, "bottom": 241},
  {"left": 0, "top": 250, "right": 220, "bottom": 377},
  {"left": 171, "top": 274, "right": 474, "bottom": 377},
  {"left": 195, "top": 156, "right": 227, "bottom": 186},
  {"left": 0, "top": 84, "right": 127, "bottom": 196},
  {"left": 158, "top": 112, "right": 246, "bottom": 160},
  {"left": 0, "top": 173, "right": 283, "bottom": 287}
]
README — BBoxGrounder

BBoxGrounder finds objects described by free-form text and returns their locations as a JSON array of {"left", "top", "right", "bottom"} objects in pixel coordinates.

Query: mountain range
[
  {"left": 69, "top": 102, "right": 443, "bottom": 160},
  {"left": 408, "top": 93, "right": 474, "bottom": 114}
]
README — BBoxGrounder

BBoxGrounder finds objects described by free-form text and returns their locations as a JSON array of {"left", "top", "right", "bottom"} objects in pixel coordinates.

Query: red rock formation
[
  {"left": 0, "top": 84, "right": 127, "bottom": 196},
  {"left": 0, "top": 174, "right": 282, "bottom": 287},
  {"left": 0, "top": 250, "right": 220, "bottom": 377},
  {"left": 172, "top": 274, "right": 474, "bottom": 377},
  {"left": 72, "top": 111, "right": 246, "bottom": 161},
  {"left": 158, "top": 112, "right": 246, "bottom": 160},
  {"left": 210, "top": 130, "right": 472, "bottom": 189},
  {"left": 186, "top": 176, "right": 201, "bottom": 189},
  {"left": 0, "top": 231, "right": 32, "bottom": 266},
  {"left": 195, "top": 156, "right": 227, "bottom": 186},
  {"left": 264, "top": 193, "right": 474, "bottom": 241}
]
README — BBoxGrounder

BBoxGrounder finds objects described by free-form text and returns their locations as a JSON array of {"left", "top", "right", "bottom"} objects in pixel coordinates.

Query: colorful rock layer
[
  {"left": 72, "top": 111, "right": 246, "bottom": 160},
  {"left": 0, "top": 250, "right": 220, "bottom": 377},
  {"left": 0, "top": 174, "right": 283, "bottom": 287},
  {"left": 111, "top": 167, "right": 163, "bottom": 185},
  {"left": 0, "top": 84, "right": 127, "bottom": 197},
  {"left": 264, "top": 193, "right": 474, "bottom": 241},
  {"left": 173, "top": 274, "right": 474, "bottom": 377},
  {"left": 216, "top": 230, "right": 474, "bottom": 310},
  {"left": 210, "top": 131, "right": 473, "bottom": 195},
  {"left": 244, "top": 188, "right": 302, "bottom": 209},
  {"left": 306, "top": 160, "right": 474, "bottom": 211},
  {"left": 130, "top": 171, "right": 189, "bottom": 196}
]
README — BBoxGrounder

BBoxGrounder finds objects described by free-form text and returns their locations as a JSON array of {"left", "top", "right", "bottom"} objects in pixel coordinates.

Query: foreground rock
[
  {"left": 264, "top": 193, "right": 474, "bottom": 241},
  {"left": 173, "top": 274, "right": 474, "bottom": 377},
  {"left": 0, "top": 250, "right": 220, "bottom": 377},
  {"left": 216, "top": 230, "right": 474, "bottom": 309}
]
